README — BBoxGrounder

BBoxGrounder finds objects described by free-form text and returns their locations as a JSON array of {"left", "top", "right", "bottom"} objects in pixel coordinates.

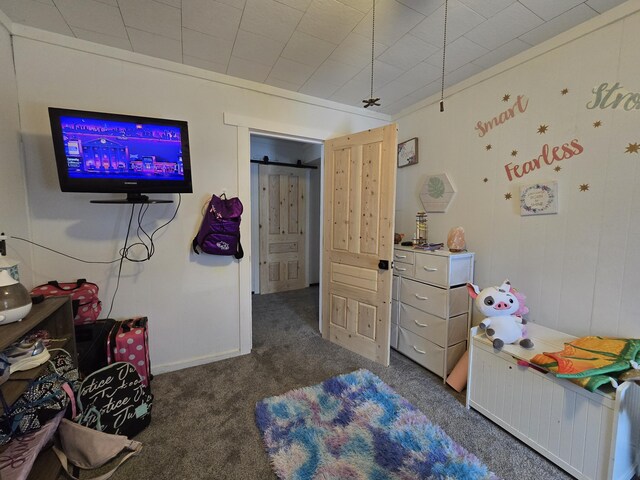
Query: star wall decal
[
  {"left": 511, "top": 150, "right": 518, "bottom": 157},
  {"left": 502, "top": 94, "right": 511, "bottom": 102},
  {"left": 537, "top": 124, "right": 549, "bottom": 134},
  {"left": 561, "top": 88, "right": 569, "bottom": 95},
  {"left": 554, "top": 166, "right": 562, "bottom": 172},
  {"left": 593, "top": 120, "right": 602, "bottom": 128},
  {"left": 485, "top": 144, "right": 492, "bottom": 151},
  {"left": 625, "top": 142, "right": 640, "bottom": 154},
  {"left": 579, "top": 184, "right": 590, "bottom": 192},
  {"left": 504, "top": 192, "right": 512, "bottom": 200}
]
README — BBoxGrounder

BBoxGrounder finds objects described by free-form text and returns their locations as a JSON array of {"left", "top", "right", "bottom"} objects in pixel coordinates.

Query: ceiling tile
[
  {"left": 425, "top": 36, "right": 488, "bottom": 72},
  {"left": 232, "top": 29, "right": 285, "bottom": 66},
  {"left": 519, "top": 0, "right": 584, "bottom": 22},
  {"left": 308, "top": 58, "right": 361, "bottom": 85},
  {"left": 265, "top": 76, "right": 304, "bottom": 90},
  {"left": 297, "top": 0, "right": 365, "bottom": 44},
  {"left": 396, "top": 0, "right": 443, "bottom": 16},
  {"left": 373, "top": 78, "right": 421, "bottom": 104},
  {"left": 0, "top": 0, "right": 73, "bottom": 35},
  {"left": 281, "top": 31, "right": 337, "bottom": 68},
  {"left": 336, "top": 0, "right": 371, "bottom": 13},
  {"left": 519, "top": 4, "right": 597, "bottom": 45},
  {"left": 330, "top": 76, "right": 371, "bottom": 107},
  {"left": 127, "top": 27, "right": 182, "bottom": 62},
  {"left": 353, "top": 0, "right": 425, "bottom": 47},
  {"left": 182, "top": 27, "right": 233, "bottom": 65},
  {"left": 53, "top": 0, "right": 127, "bottom": 37},
  {"left": 71, "top": 26, "right": 133, "bottom": 50},
  {"left": 276, "top": 0, "right": 313, "bottom": 11},
  {"left": 394, "top": 61, "right": 441, "bottom": 90},
  {"left": 227, "top": 55, "right": 272, "bottom": 82},
  {"left": 183, "top": 54, "right": 227, "bottom": 73},
  {"left": 465, "top": 2, "right": 544, "bottom": 50},
  {"left": 586, "top": 0, "right": 626, "bottom": 14},
  {"left": 328, "top": 32, "right": 387, "bottom": 69},
  {"left": 376, "top": 34, "right": 438, "bottom": 71},
  {"left": 217, "top": 0, "right": 245, "bottom": 7},
  {"left": 155, "top": 0, "right": 182, "bottom": 7},
  {"left": 410, "top": 0, "right": 486, "bottom": 47},
  {"left": 471, "top": 37, "right": 530, "bottom": 68},
  {"left": 269, "top": 57, "right": 316, "bottom": 84},
  {"left": 457, "top": 0, "right": 515, "bottom": 18},
  {"left": 443, "top": 61, "right": 483, "bottom": 87},
  {"left": 352, "top": 59, "right": 404, "bottom": 89},
  {"left": 118, "top": 0, "right": 181, "bottom": 40},
  {"left": 240, "top": 0, "right": 304, "bottom": 43},
  {"left": 182, "top": 0, "right": 242, "bottom": 40},
  {"left": 299, "top": 77, "right": 341, "bottom": 97}
]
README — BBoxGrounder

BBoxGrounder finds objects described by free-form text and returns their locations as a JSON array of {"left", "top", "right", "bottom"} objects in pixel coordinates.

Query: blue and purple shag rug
[{"left": 255, "top": 369, "right": 499, "bottom": 480}]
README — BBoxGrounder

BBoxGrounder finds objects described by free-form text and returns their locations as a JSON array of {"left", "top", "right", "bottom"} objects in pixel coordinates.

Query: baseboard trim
[{"left": 151, "top": 348, "right": 248, "bottom": 375}]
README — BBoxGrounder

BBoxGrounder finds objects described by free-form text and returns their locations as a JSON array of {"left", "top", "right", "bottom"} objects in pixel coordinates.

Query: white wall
[
  {"left": 394, "top": 4, "right": 640, "bottom": 339},
  {"left": 0, "top": 19, "right": 33, "bottom": 286},
  {"left": 8, "top": 27, "right": 388, "bottom": 373}
]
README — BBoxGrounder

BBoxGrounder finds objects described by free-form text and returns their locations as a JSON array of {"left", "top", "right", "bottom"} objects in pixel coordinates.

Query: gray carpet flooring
[{"left": 78, "top": 286, "right": 572, "bottom": 479}]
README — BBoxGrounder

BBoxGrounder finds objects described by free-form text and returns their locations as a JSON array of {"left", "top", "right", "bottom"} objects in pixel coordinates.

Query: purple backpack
[{"left": 192, "top": 194, "right": 244, "bottom": 259}]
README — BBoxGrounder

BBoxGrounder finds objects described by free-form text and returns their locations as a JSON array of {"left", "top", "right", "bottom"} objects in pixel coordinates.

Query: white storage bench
[{"left": 467, "top": 323, "right": 640, "bottom": 480}]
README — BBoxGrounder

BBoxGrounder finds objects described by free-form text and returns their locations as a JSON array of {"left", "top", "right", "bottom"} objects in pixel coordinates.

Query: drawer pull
[
  {"left": 395, "top": 254, "right": 407, "bottom": 259},
  {"left": 423, "top": 267, "right": 438, "bottom": 272},
  {"left": 414, "top": 294, "right": 429, "bottom": 300},
  {"left": 396, "top": 267, "right": 407, "bottom": 272},
  {"left": 412, "top": 345, "right": 426, "bottom": 355},
  {"left": 414, "top": 320, "right": 428, "bottom": 328}
]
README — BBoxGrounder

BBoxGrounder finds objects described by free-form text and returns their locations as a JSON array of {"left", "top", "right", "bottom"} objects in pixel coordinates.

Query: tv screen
[{"left": 49, "top": 108, "right": 192, "bottom": 202}]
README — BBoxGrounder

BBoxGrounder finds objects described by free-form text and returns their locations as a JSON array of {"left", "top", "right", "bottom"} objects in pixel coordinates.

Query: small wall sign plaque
[{"left": 520, "top": 181, "right": 558, "bottom": 216}]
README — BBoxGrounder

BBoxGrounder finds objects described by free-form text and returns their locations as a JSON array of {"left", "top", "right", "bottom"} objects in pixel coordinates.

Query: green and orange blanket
[{"left": 530, "top": 336, "right": 640, "bottom": 392}]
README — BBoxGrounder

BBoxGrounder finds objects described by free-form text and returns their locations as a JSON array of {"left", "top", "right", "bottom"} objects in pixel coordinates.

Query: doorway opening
[{"left": 249, "top": 132, "right": 323, "bottom": 331}]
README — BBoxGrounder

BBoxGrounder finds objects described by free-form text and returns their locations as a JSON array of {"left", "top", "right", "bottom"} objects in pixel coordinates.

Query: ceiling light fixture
[
  {"left": 440, "top": 0, "right": 449, "bottom": 113},
  {"left": 362, "top": 0, "right": 380, "bottom": 108}
]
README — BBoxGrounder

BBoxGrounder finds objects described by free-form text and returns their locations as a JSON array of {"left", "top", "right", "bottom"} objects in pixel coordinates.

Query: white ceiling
[{"left": 0, "top": 0, "right": 627, "bottom": 115}]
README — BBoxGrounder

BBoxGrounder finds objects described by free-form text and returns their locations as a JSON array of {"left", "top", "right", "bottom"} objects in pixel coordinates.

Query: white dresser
[
  {"left": 467, "top": 323, "right": 640, "bottom": 480},
  {"left": 391, "top": 247, "right": 474, "bottom": 379}
]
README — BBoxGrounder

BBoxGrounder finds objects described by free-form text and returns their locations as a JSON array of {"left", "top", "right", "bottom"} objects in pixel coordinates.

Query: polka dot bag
[
  {"left": 107, "top": 317, "right": 151, "bottom": 387},
  {"left": 30, "top": 279, "right": 101, "bottom": 326}
]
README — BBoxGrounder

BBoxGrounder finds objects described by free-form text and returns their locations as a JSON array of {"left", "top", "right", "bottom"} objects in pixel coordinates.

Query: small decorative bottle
[{"left": 415, "top": 212, "right": 428, "bottom": 245}]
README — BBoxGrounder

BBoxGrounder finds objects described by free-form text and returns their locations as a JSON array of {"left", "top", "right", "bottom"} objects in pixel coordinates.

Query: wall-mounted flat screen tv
[{"left": 49, "top": 107, "right": 192, "bottom": 203}]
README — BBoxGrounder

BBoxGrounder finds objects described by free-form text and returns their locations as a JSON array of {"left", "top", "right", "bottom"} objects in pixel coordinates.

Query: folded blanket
[{"left": 530, "top": 336, "right": 640, "bottom": 392}]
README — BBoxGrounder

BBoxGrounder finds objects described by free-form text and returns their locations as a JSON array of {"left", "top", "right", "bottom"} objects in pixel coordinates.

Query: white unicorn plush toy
[{"left": 467, "top": 280, "right": 534, "bottom": 351}]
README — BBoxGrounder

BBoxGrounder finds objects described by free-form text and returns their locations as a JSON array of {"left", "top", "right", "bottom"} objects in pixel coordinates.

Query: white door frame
[{"left": 225, "top": 113, "right": 329, "bottom": 355}]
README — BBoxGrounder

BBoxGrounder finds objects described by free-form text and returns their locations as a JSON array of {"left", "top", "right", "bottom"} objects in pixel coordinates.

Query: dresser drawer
[
  {"left": 392, "top": 275, "right": 399, "bottom": 301},
  {"left": 399, "top": 278, "right": 468, "bottom": 318},
  {"left": 414, "top": 254, "right": 449, "bottom": 287},
  {"left": 399, "top": 303, "right": 468, "bottom": 347},
  {"left": 399, "top": 327, "right": 466, "bottom": 375},
  {"left": 393, "top": 262, "right": 414, "bottom": 277},
  {"left": 393, "top": 249, "right": 415, "bottom": 265}
]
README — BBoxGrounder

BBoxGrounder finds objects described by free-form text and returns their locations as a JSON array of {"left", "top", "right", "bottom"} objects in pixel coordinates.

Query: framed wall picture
[
  {"left": 520, "top": 181, "right": 558, "bottom": 216},
  {"left": 398, "top": 137, "right": 418, "bottom": 168}
]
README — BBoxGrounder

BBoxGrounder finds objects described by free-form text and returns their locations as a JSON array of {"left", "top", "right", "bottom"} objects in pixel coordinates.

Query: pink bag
[
  {"left": 107, "top": 317, "right": 151, "bottom": 386},
  {"left": 31, "top": 279, "right": 101, "bottom": 325}
]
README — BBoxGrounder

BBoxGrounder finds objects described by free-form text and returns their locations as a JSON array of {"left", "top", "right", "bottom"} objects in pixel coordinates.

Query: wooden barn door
[
  {"left": 259, "top": 165, "right": 307, "bottom": 294},
  {"left": 322, "top": 124, "right": 397, "bottom": 365}
]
